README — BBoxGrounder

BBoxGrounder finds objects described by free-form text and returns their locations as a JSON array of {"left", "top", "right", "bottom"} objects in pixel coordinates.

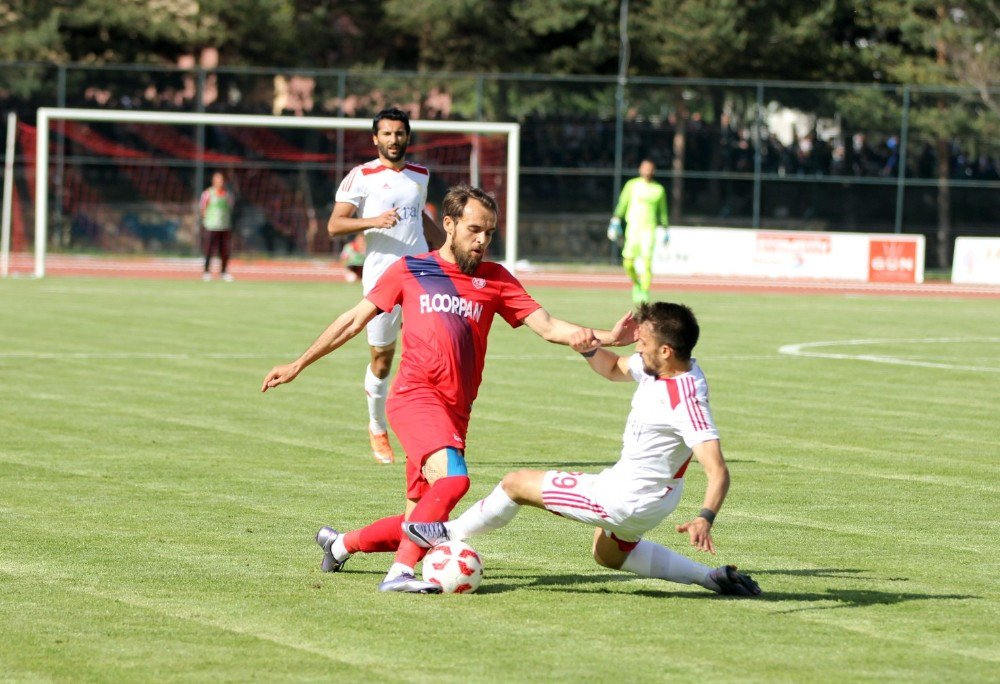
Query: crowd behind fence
[{"left": 1, "top": 62, "right": 998, "bottom": 269}]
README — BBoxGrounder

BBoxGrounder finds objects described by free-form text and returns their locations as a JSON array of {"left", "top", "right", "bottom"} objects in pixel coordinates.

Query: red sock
[
  {"left": 394, "top": 475, "right": 470, "bottom": 568},
  {"left": 343, "top": 514, "right": 404, "bottom": 554}
]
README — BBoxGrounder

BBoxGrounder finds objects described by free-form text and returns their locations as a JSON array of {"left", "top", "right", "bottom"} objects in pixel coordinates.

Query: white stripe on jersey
[
  {"left": 341, "top": 166, "right": 362, "bottom": 192},
  {"left": 681, "top": 375, "right": 711, "bottom": 431}
]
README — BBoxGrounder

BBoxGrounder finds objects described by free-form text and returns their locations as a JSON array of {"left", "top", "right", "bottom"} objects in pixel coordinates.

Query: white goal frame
[{"left": 32, "top": 107, "right": 521, "bottom": 278}]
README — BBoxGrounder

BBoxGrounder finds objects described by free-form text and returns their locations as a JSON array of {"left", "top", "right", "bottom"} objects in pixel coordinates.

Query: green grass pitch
[{"left": 0, "top": 277, "right": 997, "bottom": 682}]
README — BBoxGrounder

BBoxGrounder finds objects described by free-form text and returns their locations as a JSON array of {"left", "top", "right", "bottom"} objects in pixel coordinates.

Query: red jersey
[{"left": 366, "top": 252, "right": 541, "bottom": 424}]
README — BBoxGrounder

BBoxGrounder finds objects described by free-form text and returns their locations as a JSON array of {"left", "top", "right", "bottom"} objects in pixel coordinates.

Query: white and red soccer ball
[{"left": 421, "top": 541, "right": 484, "bottom": 594}]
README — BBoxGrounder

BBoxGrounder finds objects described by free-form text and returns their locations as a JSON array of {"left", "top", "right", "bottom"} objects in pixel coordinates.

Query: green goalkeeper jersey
[{"left": 614, "top": 177, "right": 668, "bottom": 230}]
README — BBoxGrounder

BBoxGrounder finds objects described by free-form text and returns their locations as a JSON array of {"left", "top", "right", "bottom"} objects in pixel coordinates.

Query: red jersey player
[{"left": 262, "top": 184, "right": 636, "bottom": 593}]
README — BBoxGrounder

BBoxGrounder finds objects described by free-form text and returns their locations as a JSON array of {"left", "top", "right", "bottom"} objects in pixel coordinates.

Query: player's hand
[
  {"left": 370, "top": 208, "right": 400, "bottom": 230},
  {"left": 261, "top": 363, "right": 300, "bottom": 392},
  {"left": 569, "top": 328, "right": 601, "bottom": 355},
  {"left": 676, "top": 517, "right": 716, "bottom": 554},
  {"left": 657, "top": 226, "right": 670, "bottom": 244},
  {"left": 609, "top": 311, "right": 638, "bottom": 347}
]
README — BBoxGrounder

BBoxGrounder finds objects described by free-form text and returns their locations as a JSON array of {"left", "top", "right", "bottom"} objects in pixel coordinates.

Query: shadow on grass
[
  {"left": 753, "top": 567, "right": 888, "bottom": 581},
  {"left": 475, "top": 570, "right": 978, "bottom": 611}
]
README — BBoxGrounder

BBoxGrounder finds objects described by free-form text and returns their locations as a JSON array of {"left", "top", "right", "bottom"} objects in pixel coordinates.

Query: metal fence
[{"left": 2, "top": 62, "right": 998, "bottom": 269}]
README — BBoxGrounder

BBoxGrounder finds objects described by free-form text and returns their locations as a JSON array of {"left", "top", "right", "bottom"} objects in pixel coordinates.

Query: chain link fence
[{"left": 2, "top": 62, "right": 997, "bottom": 269}]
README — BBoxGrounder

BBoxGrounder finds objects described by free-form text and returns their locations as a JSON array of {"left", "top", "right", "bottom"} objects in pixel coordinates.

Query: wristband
[
  {"left": 697, "top": 508, "right": 716, "bottom": 525},
  {"left": 580, "top": 349, "right": 598, "bottom": 358}
]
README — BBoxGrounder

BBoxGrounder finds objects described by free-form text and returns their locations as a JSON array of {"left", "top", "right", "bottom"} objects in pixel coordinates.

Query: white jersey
[
  {"left": 606, "top": 354, "right": 719, "bottom": 498},
  {"left": 335, "top": 159, "right": 430, "bottom": 293}
]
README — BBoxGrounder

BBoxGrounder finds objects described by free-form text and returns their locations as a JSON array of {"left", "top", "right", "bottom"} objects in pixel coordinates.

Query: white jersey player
[
  {"left": 403, "top": 302, "right": 761, "bottom": 597},
  {"left": 337, "top": 159, "right": 429, "bottom": 293},
  {"left": 328, "top": 108, "right": 445, "bottom": 465}
]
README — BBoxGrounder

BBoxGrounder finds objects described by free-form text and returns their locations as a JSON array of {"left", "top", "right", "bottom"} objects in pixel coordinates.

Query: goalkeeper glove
[
  {"left": 657, "top": 226, "right": 670, "bottom": 244},
  {"left": 607, "top": 217, "right": 623, "bottom": 242}
]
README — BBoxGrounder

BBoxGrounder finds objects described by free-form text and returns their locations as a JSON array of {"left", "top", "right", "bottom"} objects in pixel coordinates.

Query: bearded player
[
  {"left": 263, "top": 184, "right": 636, "bottom": 593},
  {"left": 327, "top": 107, "right": 446, "bottom": 465}
]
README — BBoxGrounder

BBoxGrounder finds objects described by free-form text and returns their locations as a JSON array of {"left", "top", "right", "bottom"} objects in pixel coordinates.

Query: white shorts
[
  {"left": 540, "top": 470, "right": 684, "bottom": 543},
  {"left": 366, "top": 304, "right": 402, "bottom": 347}
]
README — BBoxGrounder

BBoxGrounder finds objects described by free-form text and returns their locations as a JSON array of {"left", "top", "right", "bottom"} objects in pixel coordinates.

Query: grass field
[{"left": 1, "top": 277, "right": 997, "bottom": 682}]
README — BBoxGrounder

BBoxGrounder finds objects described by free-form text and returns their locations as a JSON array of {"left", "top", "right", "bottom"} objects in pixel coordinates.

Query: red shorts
[{"left": 387, "top": 391, "right": 468, "bottom": 499}]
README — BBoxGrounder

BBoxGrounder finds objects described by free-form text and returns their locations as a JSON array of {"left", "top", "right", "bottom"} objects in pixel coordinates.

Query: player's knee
[
  {"left": 499, "top": 471, "right": 520, "bottom": 496},
  {"left": 500, "top": 470, "right": 533, "bottom": 503},
  {"left": 369, "top": 349, "right": 395, "bottom": 377}
]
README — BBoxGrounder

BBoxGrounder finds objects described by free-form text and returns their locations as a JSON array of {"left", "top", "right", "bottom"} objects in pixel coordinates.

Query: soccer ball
[{"left": 421, "top": 541, "right": 484, "bottom": 594}]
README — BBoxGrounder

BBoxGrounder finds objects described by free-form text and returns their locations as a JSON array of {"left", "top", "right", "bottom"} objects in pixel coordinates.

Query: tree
[
  {"left": 0, "top": 1, "right": 300, "bottom": 66},
  {"left": 939, "top": 1, "right": 1000, "bottom": 117},
  {"left": 855, "top": 1, "right": 999, "bottom": 268},
  {"left": 628, "top": 0, "right": 884, "bottom": 220}
]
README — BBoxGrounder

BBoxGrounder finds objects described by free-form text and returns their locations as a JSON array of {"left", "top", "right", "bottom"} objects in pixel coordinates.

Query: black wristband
[
  {"left": 580, "top": 349, "right": 598, "bottom": 358},
  {"left": 697, "top": 508, "right": 716, "bottom": 525}
]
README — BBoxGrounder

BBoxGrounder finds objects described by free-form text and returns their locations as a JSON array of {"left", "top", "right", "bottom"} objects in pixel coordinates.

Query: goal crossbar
[{"left": 33, "top": 107, "right": 520, "bottom": 277}]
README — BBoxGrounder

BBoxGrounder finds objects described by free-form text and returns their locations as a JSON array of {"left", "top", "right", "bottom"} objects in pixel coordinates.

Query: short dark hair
[
  {"left": 441, "top": 184, "right": 498, "bottom": 223},
  {"left": 372, "top": 107, "right": 410, "bottom": 135},
  {"left": 635, "top": 302, "right": 700, "bottom": 361}
]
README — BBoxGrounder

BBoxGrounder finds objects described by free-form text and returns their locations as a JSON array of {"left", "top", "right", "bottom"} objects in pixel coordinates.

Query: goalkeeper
[{"left": 607, "top": 160, "right": 668, "bottom": 304}]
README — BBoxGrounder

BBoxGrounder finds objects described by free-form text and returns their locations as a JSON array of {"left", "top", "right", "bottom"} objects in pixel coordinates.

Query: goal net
[{"left": 8, "top": 108, "right": 519, "bottom": 278}]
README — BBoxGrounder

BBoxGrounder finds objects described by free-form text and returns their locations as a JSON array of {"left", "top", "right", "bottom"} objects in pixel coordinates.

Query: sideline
[{"left": 4, "top": 253, "right": 1000, "bottom": 299}]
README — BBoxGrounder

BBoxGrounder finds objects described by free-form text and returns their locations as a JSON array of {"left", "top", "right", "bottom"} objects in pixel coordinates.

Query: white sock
[
  {"left": 385, "top": 562, "right": 414, "bottom": 580},
  {"left": 331, "top": 535, "right": 350, "bottom": 563},
  {"left": 621, "top": 540, "right": 715, "bottom": 589},
  {"left": 448, "top": 484, "right": 521, "bottom": 540},
  {"left": 364, "top": 365, "right": 389, "bottom": 434}
]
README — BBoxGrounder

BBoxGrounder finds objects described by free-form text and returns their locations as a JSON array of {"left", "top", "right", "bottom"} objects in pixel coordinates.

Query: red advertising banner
[{"left": 868, "top": 239, "right": 918, "bottom": 283}]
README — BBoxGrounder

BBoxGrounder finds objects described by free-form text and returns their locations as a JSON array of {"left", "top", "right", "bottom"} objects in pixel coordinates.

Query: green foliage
[
  {"left": 0, "top": 276, "right": 997, "bottom": 681},
  {"left": 836, "top": 87, "right": 904, "bottom": 133},
  {"left": 820, "top": 2, "right": 999, "bottom": 164},
  {"left": 509, "top": 0, "right": 619, "bottom": 74},
  {"left": 288, "top": 1, "right": 388, "bottom": 69},
  {"left": 631, "top": 0, "right": 878, "bottom": 81},
  {"left": 1, "top": 0, "right": 996, "bottom": 92},
  {"left": 0, "top": 5, "right": 64, "bottom": 63},
  {"left": 198, "top": 0, "right": 299, "bottom": 66},
  {"left": 380, "top": 0, "right": 514, "bottom": 72},
  {"left": 0, "top": 0, "right": 300, "bottom": 65}
]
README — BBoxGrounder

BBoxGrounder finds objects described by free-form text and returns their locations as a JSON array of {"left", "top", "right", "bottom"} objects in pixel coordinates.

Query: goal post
[
  {"left": 32, "top": 107, "right": 520, "bottom": 278},
  {"left": 1, "top": 112, "right": 15, "bottom": 278}
]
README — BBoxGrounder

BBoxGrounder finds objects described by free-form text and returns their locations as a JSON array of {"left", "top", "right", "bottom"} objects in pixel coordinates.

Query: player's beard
[
  {"left": 377, "top": 139, "right": 407, "bottom": 163},
  {"left": 453, "top": 242, "right": 483, "bottom": 275}
]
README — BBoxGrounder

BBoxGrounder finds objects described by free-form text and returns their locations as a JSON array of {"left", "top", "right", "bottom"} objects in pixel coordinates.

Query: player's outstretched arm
[
  {"left": 522, "top": 309, "right": 636, "bottom": 348},
  {"left": 568, "top": 329, "right": 631, "bottom": 381},
  {"left": 675, "top": 439, "right": 730, "bottom": 554},
  {"left": 261, "top": 299, "right": 379, "bottom": 393}
]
